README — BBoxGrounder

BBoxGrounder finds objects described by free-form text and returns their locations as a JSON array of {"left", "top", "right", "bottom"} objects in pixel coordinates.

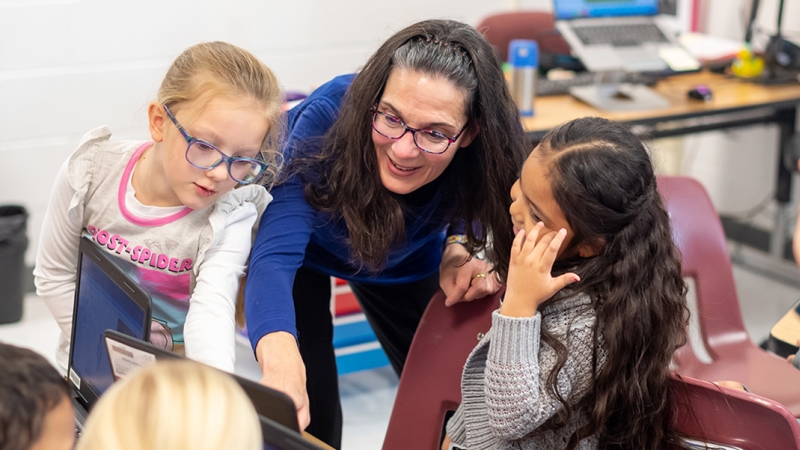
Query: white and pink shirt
[{"left": 34, "top": 126, "right": 270, "bottom": 373}]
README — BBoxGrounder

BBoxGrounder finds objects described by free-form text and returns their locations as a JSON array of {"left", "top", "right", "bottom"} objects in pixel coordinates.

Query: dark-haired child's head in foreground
[
  {"left": 509, "top": 116, "right": 688, "bottom": 449},
  {"left": 0, "top": 343, "right": 74, "bottom": 450}
]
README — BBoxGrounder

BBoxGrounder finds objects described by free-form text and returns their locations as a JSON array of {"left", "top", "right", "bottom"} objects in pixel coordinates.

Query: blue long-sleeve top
[{"left": 245, "top": 74, "right": 456, "bottom": 346}]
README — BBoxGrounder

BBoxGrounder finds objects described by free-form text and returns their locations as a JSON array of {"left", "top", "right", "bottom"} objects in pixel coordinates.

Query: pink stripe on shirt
[{"left": 118, "top": 142, "right": 193, "bottom": 227}]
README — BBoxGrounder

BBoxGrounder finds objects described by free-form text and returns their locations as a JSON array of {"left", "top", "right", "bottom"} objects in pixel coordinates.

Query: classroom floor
[{"left": 2, "top": 251, "right": 800, "bottom": 449}]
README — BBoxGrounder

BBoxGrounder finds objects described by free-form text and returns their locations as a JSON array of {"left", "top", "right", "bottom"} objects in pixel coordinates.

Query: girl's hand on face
[
  {"left": 440, "top": 243, "right": 502, "bottom": 307},
  {"left": 500, "top": 223, "right": 579, "bottom": 318}
]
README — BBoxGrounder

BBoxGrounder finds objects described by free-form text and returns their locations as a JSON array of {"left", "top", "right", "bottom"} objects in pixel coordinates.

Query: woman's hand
[
  {"left": 501, "top": 223, "right": 579, "bottom": 318},
  {"left": 440, "top": 243, "right": 501, "bottom": 307},
  {"left": 786, "top": 339, "right": 800, "bottom": 367},
  {"left": 441, "top": 434, "right": 452, "bottom": 450},
  {"left": 255, "top": 331, "right": 311, "bottom": 429},
  {"left": 714, "top": 380, "right": 748, "bottom": 391}
]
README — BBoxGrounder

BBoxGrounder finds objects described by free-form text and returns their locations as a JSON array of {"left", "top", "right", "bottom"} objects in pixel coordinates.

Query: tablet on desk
[
  {"left": 767, "top": 299, "right": 800, "bottom": 358},
  {"left": 69, "top": 236, "right": 153, "bottom": 419}
]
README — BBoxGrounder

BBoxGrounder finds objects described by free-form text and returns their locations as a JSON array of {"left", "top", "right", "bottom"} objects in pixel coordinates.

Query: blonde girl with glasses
[{"left": 34, "top": 42, "right": 282, "bottom": 374}]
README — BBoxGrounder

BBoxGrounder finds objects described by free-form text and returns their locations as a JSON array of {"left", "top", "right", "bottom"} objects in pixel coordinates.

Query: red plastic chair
[
  {"left": 670, "top": 374, "right": 800, "bottom": 450},
  {"left": 475, "top": 11, "right": 571, "bottom": 62},
  {"left": 383, "top": 287, "right": 800, "bottom": 450},
  {"left": 657, "top": 175, "right": 800, "bottom": 415},
  {"left": 382, "top": 290, "right": 499, "bottom": 450}
]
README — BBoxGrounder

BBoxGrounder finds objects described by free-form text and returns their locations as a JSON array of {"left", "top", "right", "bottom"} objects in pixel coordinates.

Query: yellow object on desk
[{"left": 731, "top": 47, "right": 765, "bottom": 78}]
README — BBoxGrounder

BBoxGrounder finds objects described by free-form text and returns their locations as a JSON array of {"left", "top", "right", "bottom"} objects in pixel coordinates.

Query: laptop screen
[
  {"left": 69, "top": 239, "right": 151, "bottom": 403},
  {"left": 260, "top": 416, "right": 326, "bottom": 450},
  {"left": 103, "top": 331, "right": 323, "bottom": 449},
  {"left": 553, "top": 0, "right": 659, "bottom": 20}
]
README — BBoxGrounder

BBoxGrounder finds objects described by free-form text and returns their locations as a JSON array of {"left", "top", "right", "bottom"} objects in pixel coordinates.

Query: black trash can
[{"left": 0, "top": 205, "right": 28, "bottom": 324}]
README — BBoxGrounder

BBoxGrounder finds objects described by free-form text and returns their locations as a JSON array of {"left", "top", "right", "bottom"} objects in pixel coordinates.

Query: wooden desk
[
  {"left": 524, "top": 71, "right": 800, "bottom": 137},
  {"left": 302, "top": 431, "right": 335, "bottom": 449},
  {"left": 523, "top": 71, "right": 800, "bottom": 258},
  {"left": 768, "top": 300, "right": 800, "bottom": 358}
]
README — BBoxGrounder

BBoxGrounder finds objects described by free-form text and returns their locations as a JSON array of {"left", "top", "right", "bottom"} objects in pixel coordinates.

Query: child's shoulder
[
  {"left": 200, "top": 186, "right": 272, "bottom": 245},
  {"left": 213, "top": 185, "right": 272, "bottom": 217},
  {"left": 543, "top": 292, "right": 594, "bottom": 315},
  {"left": 542, "top": 292, "right": 597, "bottom": 329},
  {"left": 70, "top": 126, "right": 149, "bottom": 164},
  {"left": 77, "top": 125, "right": 113, "bottom": 147},
  {"left": 216, "top": 185, "right": 271, "bottom": 210},
  {"left": 67, "top": 126, "right": 147, "bottom": 189}
]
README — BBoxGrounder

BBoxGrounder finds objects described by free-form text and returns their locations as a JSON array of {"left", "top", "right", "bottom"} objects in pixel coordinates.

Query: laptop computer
[
  {"left": 259, "top": 416, "right": 328, "bottom": 450},
  {"left": 103, "top": 330, "right": 325, "bottom": 449},
  {"left": 553, "top": 0, "right": 699, "bottom": 73},
  {"left": 68, "top": 236, "right": 153, "bottom": 428}
]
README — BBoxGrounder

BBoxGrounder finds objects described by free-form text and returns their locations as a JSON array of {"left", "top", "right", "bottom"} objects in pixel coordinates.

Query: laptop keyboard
[
  {"left": 536, "top": 72, "right": 660, "bottom": 96},
  {"left": 572, "top": 23, "right": 669, "bottom": 47}
]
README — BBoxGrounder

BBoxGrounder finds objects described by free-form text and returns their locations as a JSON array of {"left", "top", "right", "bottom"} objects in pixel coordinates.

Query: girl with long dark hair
[{"left": 444, "top": 117, "right": 689, "bottom": 450}]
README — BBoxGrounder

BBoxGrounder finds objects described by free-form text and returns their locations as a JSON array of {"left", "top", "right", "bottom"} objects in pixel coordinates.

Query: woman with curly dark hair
[
  {"left": 244, "top": 19, "right": 527, "bottom": 447},
  {"left": 444, "top": 116, "right": 689, "bottom": 450}
]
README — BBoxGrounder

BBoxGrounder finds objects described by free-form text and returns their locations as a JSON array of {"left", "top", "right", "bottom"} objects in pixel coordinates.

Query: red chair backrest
[
  {"left": 476, "top": 11, "right": 571, "bottom": 62},
  {"left": 382, "top": 290, "right": 499, "bottom": 450},
  {"left": 670, "top": 373, "right": 800, "bottom": 450},
  {"left": 656, "top": 175, "right": 750, "bottom": 363}
]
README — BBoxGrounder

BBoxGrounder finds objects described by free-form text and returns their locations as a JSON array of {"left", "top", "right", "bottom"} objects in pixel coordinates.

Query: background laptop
[
  {"left": 103, "top": 330, "right": 326, "bottom": 450},
  {"left": 554, "top": 0, "right": 699, "bottom": 73},
  {"left": 68, "top": 236, "right": 153, "bottom": 428}
]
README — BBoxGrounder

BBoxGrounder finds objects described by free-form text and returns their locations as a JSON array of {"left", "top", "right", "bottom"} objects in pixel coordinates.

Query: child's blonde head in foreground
[{"left": 76, "top": 360, "right": 261, "bottom": 450}]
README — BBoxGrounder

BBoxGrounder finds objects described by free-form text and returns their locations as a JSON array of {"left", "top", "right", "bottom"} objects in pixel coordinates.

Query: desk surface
[
  {"left": 523, "top": 71, "right": 800, "bottom": 136},
  {"left": 769, "top": 300, "right": 800, "bottom": 358}
]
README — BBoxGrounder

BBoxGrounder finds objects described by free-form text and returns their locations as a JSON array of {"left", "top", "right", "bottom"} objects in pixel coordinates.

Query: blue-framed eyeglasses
[
  {"left": 370, "top": 106, "right": 468, "bottom": 155},
  {"left": 163, "top": 104, "right": 267, "bottom": 184}
]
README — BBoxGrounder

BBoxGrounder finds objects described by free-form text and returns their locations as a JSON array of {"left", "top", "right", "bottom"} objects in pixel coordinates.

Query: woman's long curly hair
[
  {"left": 296, "top": 19, "right": 526, "bottom": 277},
  {"left": 536, "top": 117, "right": 689, "bottom": 449}
]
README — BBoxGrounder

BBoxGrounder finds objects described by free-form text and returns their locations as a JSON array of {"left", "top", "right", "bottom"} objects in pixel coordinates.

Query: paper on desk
[
  {"left": 679, "top": 32, "right": 744, "bottom": 61},
  {"left": 658, "top": 47, "right": 702, "bottom": 71}
]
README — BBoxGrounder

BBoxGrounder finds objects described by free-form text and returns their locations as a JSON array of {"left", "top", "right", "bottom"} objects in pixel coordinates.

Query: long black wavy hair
[
  {"left": 535, "top": 117, "right": 688, "bottom": 449},
  {"left": 297, "top": 19, "right": 526, "bottom": 277}
]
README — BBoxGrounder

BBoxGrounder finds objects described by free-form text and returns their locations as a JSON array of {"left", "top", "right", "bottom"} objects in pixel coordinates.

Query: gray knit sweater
[{"left": 446, "top": 293, "right": 607, "bottom": 450}]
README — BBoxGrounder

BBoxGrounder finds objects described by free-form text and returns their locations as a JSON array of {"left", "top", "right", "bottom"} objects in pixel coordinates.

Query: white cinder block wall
[
  {"left": 1, "top": 0, "right": 797, "bottom": 266},
  {"left": 683, "top": 0, "right": 800, "bottom": 232},
  {"left": 0, "top": 0, "right": 548, "bottom": 264}
]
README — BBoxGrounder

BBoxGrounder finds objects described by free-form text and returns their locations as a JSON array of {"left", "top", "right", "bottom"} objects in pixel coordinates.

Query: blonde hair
[
  {"left": 76, "top": 360, "right": 262, "bottom": 450},
  {"left": 158, "top": 41, "right": 284, "bottom": 187}
]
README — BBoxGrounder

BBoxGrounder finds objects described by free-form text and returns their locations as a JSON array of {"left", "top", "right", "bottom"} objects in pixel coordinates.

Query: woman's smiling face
[{"left": 372, "top": 68, "right": 475, "bottom": 195}]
